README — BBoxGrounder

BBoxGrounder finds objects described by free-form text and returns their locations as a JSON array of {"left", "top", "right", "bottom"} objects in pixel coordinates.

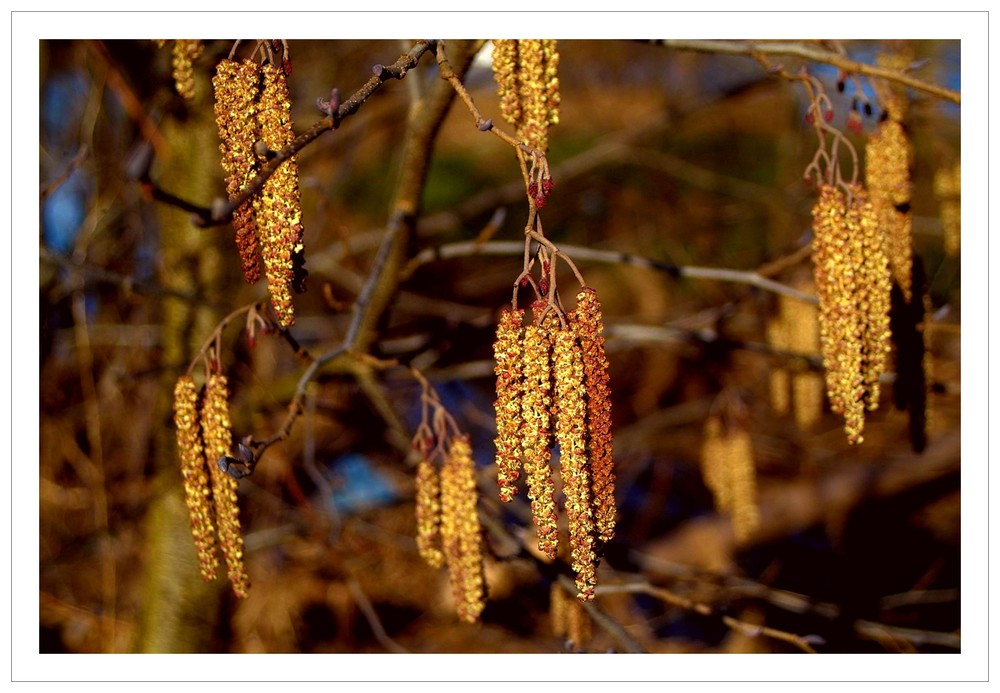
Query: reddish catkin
[
  {"left": 493, "top": 308, "right": 525, "bottom": 503},
  {"left": 213, "top": 58, "right": 262, "bottom": 284},
  {"left": 201, "top": 374, "right": 251, "bottom": 598},
  {"left": 172, "top": 376, "right": 218, "bottom": 581},
  {"left": 553, "top": 328, "right": 597, "bottom": 601},
  {"left": 415, "top": 459, "right": 445, "bottom": 569},
  {"left": 572, "top": 288, "right": 615, "bottom": 544},
  {"left": 520, "top": 321, "right": 560, "bottom": 560},
  {"left": 254, "top": 63, "right": 304, "bottom": 327},
  {"left": 439, "top": 436, "right": 486, "bottom": 623}
]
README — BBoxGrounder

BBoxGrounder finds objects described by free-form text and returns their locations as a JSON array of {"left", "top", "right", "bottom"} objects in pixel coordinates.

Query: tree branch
[{"left": 652, "top": 39, "right": 960, "bottom": 104}]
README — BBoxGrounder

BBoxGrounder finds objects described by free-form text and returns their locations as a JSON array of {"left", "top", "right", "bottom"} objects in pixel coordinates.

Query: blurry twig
[
  {"left": 595, "top": 581, "right": 820, "bottom": 653},
  {"left": 347, "top": 578, "right": 410, "bottom": 654},
  {"left": 406, "top": 240, "right": 818, "bottom": 304},
  {"left": 40, "top": 145, "right": 88, "bottom": 201},
  {"left": 651, "top": 39, "right": 960, "bottom": 104}
]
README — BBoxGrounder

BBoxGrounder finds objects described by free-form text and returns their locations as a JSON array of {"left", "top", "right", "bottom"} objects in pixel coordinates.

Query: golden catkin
[
  {"left": 171, "top": 40, "right": 203, "bottom": 101},
  {"left": 491, "top": 39, "right": 560, "bottom": 152},
  {"left": 415, "top": 459, "right": 445, "bottom": 569},
  {"left": 769, "top": 278, "right": 823, "bottom": 430},
  {"left": 701, "top": 417, "right": 759, "bottom": 544},
  {"left": 550, "top": 582, "right": 568, "bottom": 638},
  {"left": 254, "top": 63, "right": 304, "bottom": 327},
  {"left": 520, "top": 323, "right": 560, "bottom": 560},
  {"left": 201, "top": 374, "right": 251, "bottom": 598},
  {"left": 572, "top": 288, "right": 615, "bottom": 544},
  {"left": 553, "top": 329, "right": 597, "bottom": 601},
  {"left": 935, "top": 160, "right": 961, "bottom": 257},
  {"left": 493, "top": 308, "right": 525, "bottom": 503},
  {"left": 172, "top": 376, "right": 218, "bottom": 581},
  {"left": 566, "top": 593, "right": 592, "bottom": 647},
  {"left": 865, "top": 118, "right": 913, "bottom": 300},
  {"left": 848, "top": 185, "right": 893, "bottom": 412},
  {"left": 213, "top": 58, "right": 262, "bottom": 284},
  {"left": 439, "top": 436, "right": 486, "bottom": 623},
  {"left": 766, "top": 318, "right": 791, "bottom": 416},
  {"left": 492, "top": 40, "right": 521, "bottom": 128},
  {"left": 811, "top": 184, "right": 866, "bottom": 444}
]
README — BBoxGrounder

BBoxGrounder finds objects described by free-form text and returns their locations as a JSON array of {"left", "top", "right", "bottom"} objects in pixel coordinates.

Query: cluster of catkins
[
  {"left": 491, "top": 39, "right": 560, "bottom": 153},
  {"left": 493, "top": 289, "right": 615, "bottom": 601},
  {"left": 213, "top": 57, "right": 306, "bottom": 327},
  {"left": 810, "top": 184, "right": 893, "bottom": 444},
  {"left": 414, "top": 435, "right": 486, "bottom": 623},
  {"left": 700, "top": 415, "right": 759, "bottom": 545},
  {"left": 173, "top": 373, "right": 250, "bottom": 597}
]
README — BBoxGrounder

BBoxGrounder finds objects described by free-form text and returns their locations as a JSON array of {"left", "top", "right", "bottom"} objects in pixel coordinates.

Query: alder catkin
[
  {"left": 493, "top": 308, "right": 525, "bottom": 503},
  {"left": 492, "top": 39, "right": 560, "bottom": 152},
  {"left": 439, "top": 436, "right": 485, "bottom": 623},
  {"left": 865, "top": 118, "right": 913, "bottom": 300},
  {"left": 415, "top": 459, "right": 445, "bottom": 569},
  {"left": 701, "top": 416, "right": 759, "bottom": 544},
  {"left": 173, "top": 376, "right": 218, "bottom": 581},
  {"left": 553, "top": 328, "right": 596, "bottom": 601},
  {"left": 171, "top": 39, "right": 203, "bottom": 101},
  {"left": 201, "top": 374, "right": 250, "bottom": 598},
  {"left": 254, "top": 63, "right": 305, "bottom": 327},
  {"left": 571, "top": 288, "right": 615, "bottom": 545},
  {"left": 213, "top": 58, "right": 262, "bottom": 284}
]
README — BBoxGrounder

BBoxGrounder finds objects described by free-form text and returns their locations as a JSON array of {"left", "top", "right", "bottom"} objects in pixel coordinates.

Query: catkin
[
  {"left": 213, "top": 58, "right": 262, "bottom": 284},
  {"left": 701, "top": 416, "right": 759, "bottom": 544},
  {"left": 811, "top": 184, "right": 867, "bottom": 444},
  {"left": 415, "top": 459, "right": 445, "bottom": 569},
  {"left": 553, "top": 329, "right": 596, "bottom": 601},
  {"left": 866, "top": 118, "right": 913, "bottom": 300},
  {"left": 171, "top": 40, "right": 203, "bottom": 101},
  {"left": 173, "top": 376, "right": 218, "bottom": 581},
  {"left": 492, "top": 39, "right": 560, "bottom": 152},
  {"left": 201, "top": 374, "right": 251, "bottom": 598},
  {"left": 572, "top": 288, "right": 615, "bottom": 545},
  {"left": 439, "top": 436, "right": 486, "bottom": 623},
  {"left": 521, "top": 322, "right": 560, "bottom": 560},
  {"left": 254, "top": 63, "right": 304, "bottom": 327},
  {"left": 934, "top": 160, "right": 961, "bottom": 257},
  {"left": 493, "top": 308, "right": 525, "bottom": 503}
]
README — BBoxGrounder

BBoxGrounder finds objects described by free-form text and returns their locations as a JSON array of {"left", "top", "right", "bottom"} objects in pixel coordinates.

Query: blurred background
[{"left": 39, "top": 39, "right": 960, "bottom": 654}]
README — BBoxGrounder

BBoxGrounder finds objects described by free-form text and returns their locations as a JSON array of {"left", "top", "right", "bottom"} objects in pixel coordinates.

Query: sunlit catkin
[
  {"left": 213, "top": 58, "right": 262, "bottom": 284},
  {"left": 171, "top": 40, "right": 203, "bottom": 101},
  {"left": 572, "top": 288, "right": 615, "bottom": 544},
  {"left": 520, "top": 321, "right": 560, "bottom": 560},
  {"left": 439, "top": 436, "right": 486, "bottom": 623},
  {"left": 701, "top": 416, "right": 759, "bottom": 544},
  {"left": 493, "top": 308, "right": 525, "bottom": 503},
  {"left": 848, "top": 185, "right": 892, "bottom": 412},
  {"left": 935, "top": 160, "right": 961, "bottom": 257},
  {"left": 553, "top": 328, "right": 597, "bottom": 601},
  {"left": 865, "top": 117, "right": 913, "bottom": 300},
  {"left": 492, "top": 39, "right": 560, "bottom": 152},
  {"left": 254, "top": 63, "right": 304, "bottom": 328},
  {"left": 811, "top": 184, "right": 866, "bottom": 443},
  {"left": 415, "top": 459, "right": 445, "bottom": 569},
  {"left": 173, "top": 376, "right": 218, "bottom": 581},
  {"left": 201, "top": 374, "right": 250, "bottom": 597}
]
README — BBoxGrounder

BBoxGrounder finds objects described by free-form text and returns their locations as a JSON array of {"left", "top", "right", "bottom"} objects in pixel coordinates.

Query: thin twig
[
  {"left": 347, "top": 579, "right": 410, "bottom": 654},
  {"left": 651, "top": 39, "right": 960, "bottom": 104},
  {"left": 595, "top": 581, "right": 819, "bottom": 653},
  {"left": 407, "top": 239, "right": 818, "bottom": 304}
]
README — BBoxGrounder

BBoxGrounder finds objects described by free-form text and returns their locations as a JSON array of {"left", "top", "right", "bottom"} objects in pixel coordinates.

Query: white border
[{"left": 14, "top": 8, "right": 988, "bottom": 684}]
